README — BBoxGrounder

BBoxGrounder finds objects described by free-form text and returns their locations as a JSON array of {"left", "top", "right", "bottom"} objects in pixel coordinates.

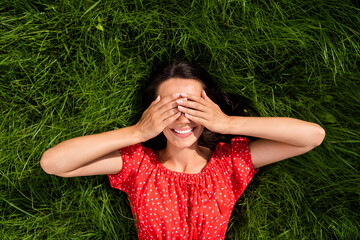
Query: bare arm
[
  {"left": 225, "top": 116, "right": 325, "bottom": 168},
  {"left": 177, "top": 91, "right": 326, "bottom": 168},
  {"left": 40, "top": 93, "right": 182, "bottom": 177},
  {"left": 40, "top": 126, "right": 142, "bottom": 177}
]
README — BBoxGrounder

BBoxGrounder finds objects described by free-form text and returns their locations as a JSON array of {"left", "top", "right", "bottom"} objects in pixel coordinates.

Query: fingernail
[
  {"left": 178, "top": 106, "right": 184, "bottom": 110},
  {"left": 176, "top": 99, "right": 183, "bottom": 104},
  {"left": 202, "top": 90, "right": 206, "bottom": 95},
  {"left": 180, "top": 93, "right": 187, "bottom": 97},
  {"left": 173, "top": 93, "right": 180, "bottom": 98},
  {"left": 185, "top": 113, "right": 190, "bottom": 118}
]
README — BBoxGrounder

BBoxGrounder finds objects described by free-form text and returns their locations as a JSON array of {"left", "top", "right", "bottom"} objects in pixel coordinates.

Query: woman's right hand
[{"left": 135, "top": 93, "right": 182, "bottom": 142}]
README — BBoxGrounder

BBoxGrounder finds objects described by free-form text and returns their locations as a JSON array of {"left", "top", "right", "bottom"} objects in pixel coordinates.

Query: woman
[{"left": 40, "top": 60, "right": 325, "bottom": 239}]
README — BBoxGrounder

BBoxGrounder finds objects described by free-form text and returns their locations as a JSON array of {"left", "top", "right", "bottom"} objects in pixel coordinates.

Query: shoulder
[
  {"left": 121, "top": 142, "right": 154, "bottom": 156},
  {"left": 214, "top": 137, "right": 250, "bottom": 155},
  {"left": 119, "top": 143, "right": 154, "bottom": 165}
]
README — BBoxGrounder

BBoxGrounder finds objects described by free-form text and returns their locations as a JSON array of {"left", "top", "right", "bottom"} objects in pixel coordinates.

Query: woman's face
[{"left": 157, "top": 78, "right": 205, "bottom": 149}]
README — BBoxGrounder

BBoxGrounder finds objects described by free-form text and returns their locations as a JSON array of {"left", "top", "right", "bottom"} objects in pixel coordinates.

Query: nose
[{"left": 176, "top": 112, "right": 191, "bottom": 123}]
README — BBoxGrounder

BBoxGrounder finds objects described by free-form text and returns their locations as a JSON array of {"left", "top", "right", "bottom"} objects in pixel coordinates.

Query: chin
[{"left": 163, "top": 126, "right": 204, "bottom": 149}]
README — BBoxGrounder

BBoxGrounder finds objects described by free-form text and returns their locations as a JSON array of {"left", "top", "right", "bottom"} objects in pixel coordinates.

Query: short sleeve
[
  {"left": 108, "top": 143, "right": 144, "bottom": 194},
  {"left": 217, "top": 137, "right": 258, "bottom": 200}
]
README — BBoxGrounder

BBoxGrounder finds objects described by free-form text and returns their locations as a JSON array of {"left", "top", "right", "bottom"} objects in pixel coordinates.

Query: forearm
[
  {"left": 40, "top": 125, "right": 142, "bottom": 174},
  {"left": 224, "top": 116, "right": 325, "bottom": 147}
]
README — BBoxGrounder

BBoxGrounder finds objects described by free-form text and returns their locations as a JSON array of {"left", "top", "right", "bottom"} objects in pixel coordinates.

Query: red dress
[{"left": 108, "top": 137, "right": 258, "bottom": 239}]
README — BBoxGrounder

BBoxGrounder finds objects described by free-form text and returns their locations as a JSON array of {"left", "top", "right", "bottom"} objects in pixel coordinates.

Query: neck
[
  {"left": 158, "top": 141, "right": 207, "bottom": 173},
  {"left": 164, "top": 141, "right": 199, "bottom": 163}
]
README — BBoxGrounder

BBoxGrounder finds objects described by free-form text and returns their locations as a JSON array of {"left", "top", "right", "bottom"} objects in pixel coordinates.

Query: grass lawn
[{"left": 1, "top": 0, "right": 359, "bottom": 239}]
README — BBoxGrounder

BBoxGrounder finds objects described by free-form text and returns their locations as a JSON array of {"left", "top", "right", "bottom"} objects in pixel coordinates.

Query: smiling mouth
[{"left": 171, "top": 127, "right": 195, "bottom": 134}]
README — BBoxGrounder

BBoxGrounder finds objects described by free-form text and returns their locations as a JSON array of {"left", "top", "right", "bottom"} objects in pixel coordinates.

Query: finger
[
  {"left": 150, "top": 95, "right": 161, "bottom": 106},
  {"left": 161, "top": 107, "right": 181, "bottom": 121},
  {"left": 158, "top": 99, "right": 179, "bottom": 116},
  {"left": 184, "top": 113, "right": 206, "bottom": 126},
  {"left": 178, "top": 105, "right": 207, "bottom": 119},
  {"left": 155, "top": 93, "right": 180, "bottom": 110},
  {"left": 176, "top": 98, "right": 206, "bottom": 112},
  {"left": 163, "top": 111, "right": 181, "bottom": 126},
  {"left": 180, "top": 93, "right": 207, "bottom": 106},
  {"left": 201, "top": 90, "right": 212, "bottom": 102}
]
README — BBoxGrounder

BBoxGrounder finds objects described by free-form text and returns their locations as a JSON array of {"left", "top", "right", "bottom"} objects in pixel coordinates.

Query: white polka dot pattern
[{"left": 108, "top": 137, "right": 258, "bottom": 239}]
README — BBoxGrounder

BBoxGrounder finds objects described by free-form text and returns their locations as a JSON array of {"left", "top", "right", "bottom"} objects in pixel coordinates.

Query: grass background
[{"left": 1, "top": 0, "right": 359, "bottom": 239}]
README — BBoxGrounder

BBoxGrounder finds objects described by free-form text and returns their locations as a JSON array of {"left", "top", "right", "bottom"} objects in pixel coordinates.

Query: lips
[
  {"left": 173, "top": 128, "right": 194, "bottom": 134},
  {"left": 171, "top": 127, "right": 196, "bottom": 138}
]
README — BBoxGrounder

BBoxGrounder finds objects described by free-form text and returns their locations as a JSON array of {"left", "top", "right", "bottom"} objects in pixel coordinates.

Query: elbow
[
  {"left": 312, "top": 124, "right": 326, "bottom": 148},
  {"left": 40, "top": 150, "right": 60, "bottom": 175}
]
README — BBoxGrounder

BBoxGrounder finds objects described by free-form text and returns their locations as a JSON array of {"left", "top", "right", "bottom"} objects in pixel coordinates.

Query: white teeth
[{"left": 173, "top": 128, "right": 193, "bottom": 134}]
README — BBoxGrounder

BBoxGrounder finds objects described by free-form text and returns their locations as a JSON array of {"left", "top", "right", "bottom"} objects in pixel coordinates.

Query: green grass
[{"left": 1, "top": 0, "right": 359, "bottom": 239}]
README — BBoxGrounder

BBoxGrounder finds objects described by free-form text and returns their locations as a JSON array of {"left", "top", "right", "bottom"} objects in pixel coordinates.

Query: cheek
[
  {"left": 163, "top": 128, "right": 171, "bottom": 137},
  {"left": 162, "top": 128, "right": 175, "bottom": 140},
  {"left": 195, "top": 126, "right": 204, "bottom": 136}
]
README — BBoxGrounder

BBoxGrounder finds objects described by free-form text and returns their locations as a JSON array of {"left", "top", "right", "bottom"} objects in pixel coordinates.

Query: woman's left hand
[{"left": 176, "top": 91, "right": 230, "bottom": 134}]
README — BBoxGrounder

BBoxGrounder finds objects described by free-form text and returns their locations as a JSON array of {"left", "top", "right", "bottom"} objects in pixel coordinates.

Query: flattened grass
[{"left": 1, "top": 0, "right": 359, "bottom": 239}]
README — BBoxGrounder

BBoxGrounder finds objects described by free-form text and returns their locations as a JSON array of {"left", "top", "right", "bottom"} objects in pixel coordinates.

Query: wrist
[
  {"left": 130, "top": 124, "right": 147, "bottom": 143},
  {"left": 221, "top": 116, "right": 245, "bottom": 135}
]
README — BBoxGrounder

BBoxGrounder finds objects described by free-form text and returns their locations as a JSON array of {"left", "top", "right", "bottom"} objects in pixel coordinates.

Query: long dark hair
[{"left": 142, "top": 60, "right": 257, "bottom": 150}]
